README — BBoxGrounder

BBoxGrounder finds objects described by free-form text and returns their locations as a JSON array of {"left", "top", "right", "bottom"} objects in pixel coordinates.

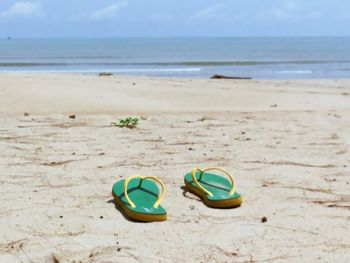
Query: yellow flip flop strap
[
  {"left": 123, "top": 175, "right": 166, "bottom": 209},
  {"left": 191, "top": 167, "right": 236, "bottom": 197}
]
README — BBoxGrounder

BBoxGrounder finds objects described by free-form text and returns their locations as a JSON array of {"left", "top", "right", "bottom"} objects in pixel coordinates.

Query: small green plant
[{"left": 112, "top": 117, "right": 139, "bottom": 129}]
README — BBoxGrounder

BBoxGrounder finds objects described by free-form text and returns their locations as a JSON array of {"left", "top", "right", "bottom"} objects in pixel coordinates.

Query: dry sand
[{"left": 0, "top": 74, "right": 350, "bottom": 262}]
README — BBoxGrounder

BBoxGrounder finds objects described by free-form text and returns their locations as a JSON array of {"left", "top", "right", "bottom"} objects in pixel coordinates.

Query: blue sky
[{"left": 0, "top": 0, "right": 349, "bottom": 37}]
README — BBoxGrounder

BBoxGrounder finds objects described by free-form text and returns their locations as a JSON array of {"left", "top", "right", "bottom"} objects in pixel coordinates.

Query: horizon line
[{"left": 2, "top": 35, "right": 350, "bottom": 39}]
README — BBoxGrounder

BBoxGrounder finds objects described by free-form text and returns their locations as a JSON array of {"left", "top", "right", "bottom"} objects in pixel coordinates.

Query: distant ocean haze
[{"left": 0, "top": 37, "right": 349, "bottom": 79}]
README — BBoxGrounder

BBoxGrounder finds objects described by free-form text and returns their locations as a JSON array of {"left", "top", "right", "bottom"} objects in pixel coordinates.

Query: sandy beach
[{"left": 0, "top": 73, "right": 350, "bottom": 262}]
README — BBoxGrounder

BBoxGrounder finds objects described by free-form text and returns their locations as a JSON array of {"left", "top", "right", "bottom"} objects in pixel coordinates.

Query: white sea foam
[
  {"left": 0, "top": 68, "right": 202, "bottom": 74},
  {"left": 111, "top": 68, "right": 202, "bottom": 73},
  {"left": 278, "top": 70, "right": 313, "bottom": 74}
]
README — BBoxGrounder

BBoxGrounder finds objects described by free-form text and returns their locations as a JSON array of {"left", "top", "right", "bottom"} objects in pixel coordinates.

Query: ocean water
[{"left": 0, "top": 37, "right": 350, "bottom": 79}]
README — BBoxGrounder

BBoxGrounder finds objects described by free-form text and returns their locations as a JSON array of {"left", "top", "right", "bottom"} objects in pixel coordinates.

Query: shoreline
[
  {"left": 1, "top": 71, "right": 350, "bottom": 80},
  {"left": 0, "top": 73, "right": 349, "bottom": 116}
]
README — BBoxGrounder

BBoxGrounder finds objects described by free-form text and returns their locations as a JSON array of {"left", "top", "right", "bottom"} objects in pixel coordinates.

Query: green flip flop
[
  {"left": 112, "top": 175, "right": 167, "bottom": 222},
  {"left": 184, "top": 167, "right": 242, "bottom": 208}
]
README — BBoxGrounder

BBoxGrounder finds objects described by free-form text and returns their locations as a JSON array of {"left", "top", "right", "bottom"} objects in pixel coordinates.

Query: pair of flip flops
[{"left": 112, "top": 167, "right": 243, "bottom": 222}]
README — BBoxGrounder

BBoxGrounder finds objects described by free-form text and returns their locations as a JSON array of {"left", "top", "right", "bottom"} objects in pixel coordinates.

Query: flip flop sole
[
  {"left": 185, "top": 180, "right": 242, "bottom": 208},
  {"left": 112, "top": 191, "right": 167, "bottom": 222}
]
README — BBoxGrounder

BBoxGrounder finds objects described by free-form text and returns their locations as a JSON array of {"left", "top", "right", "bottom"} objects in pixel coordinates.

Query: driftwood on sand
[
  {"left": 99, "top": 72, "right": 113, "bottom": 76},
  {"left": 210, "top": 74, "right": 252, "bottom": 80}
]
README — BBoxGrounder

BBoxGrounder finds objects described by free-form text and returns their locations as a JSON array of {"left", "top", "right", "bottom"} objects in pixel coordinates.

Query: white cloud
[
  {"left": 285, "top": 0, "right": 298, "bottom": 10},
  {"left": 256, "top": 0, "right": 322, "bottom": 22},
  {"left": 190, "top": 4, "right": 245, "bottom": 23},
  {"left": 90, "top": 1, "right": 128, "bottom": 20},
  {"left": 256, "top": 0, "right": 300, "bottom": 21},
  {"left": 191, "top": 4, "right": 224, "bottom": 20},
  {"left": 0, "top": 2, "right": 43, "bottom": 18}
]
